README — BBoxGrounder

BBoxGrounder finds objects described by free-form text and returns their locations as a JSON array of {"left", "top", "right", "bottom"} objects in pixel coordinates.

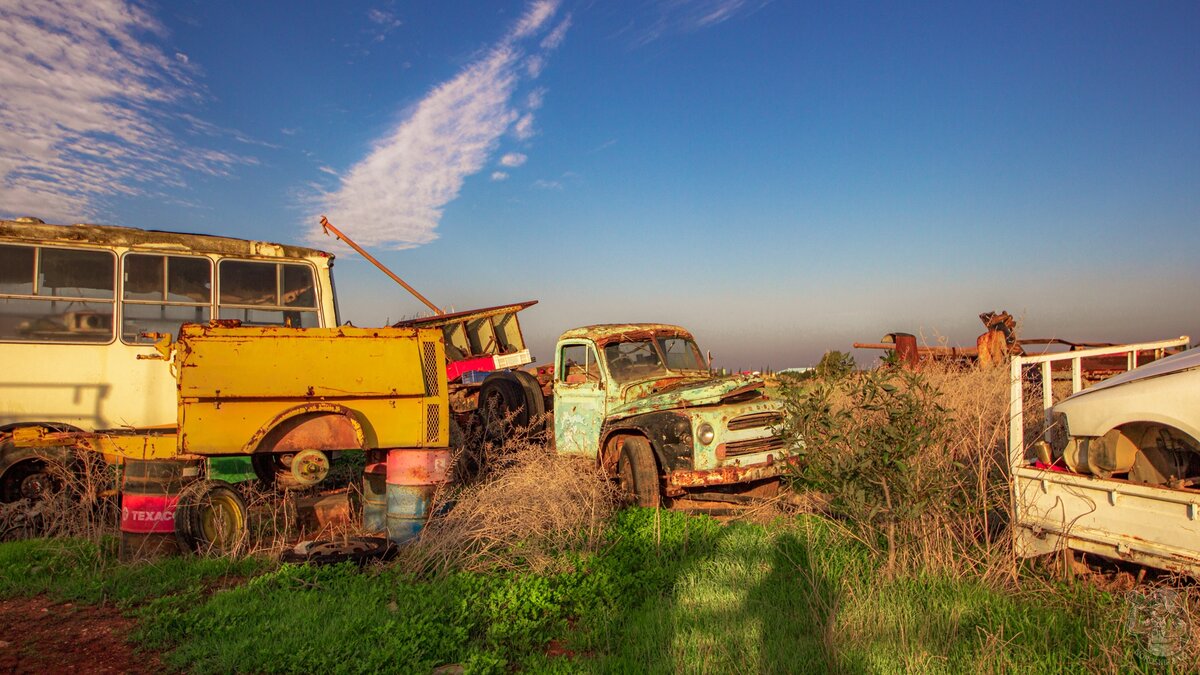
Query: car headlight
[{"left": 697, "top": 423, "right": 715, "bottom": 445}]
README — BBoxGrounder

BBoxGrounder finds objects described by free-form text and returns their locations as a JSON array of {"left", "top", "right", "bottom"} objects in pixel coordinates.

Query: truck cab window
[
  {"left": 0, "top": 244, "right": 115, "bottom": 343},
  {"left": 560, "top": 343, "right": 600, "bottom": 384}
]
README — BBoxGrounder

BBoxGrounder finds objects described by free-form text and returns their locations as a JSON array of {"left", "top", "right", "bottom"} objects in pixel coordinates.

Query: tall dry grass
[
  {"left": 905, "top": 363, "right": 1014, "bottom": 580},
  {"left": 785, "top": 361, "right": 1025, "bottom": 581},
  {"left": 0, "top": 449, "right": 121, "bottom": 542},
  {"left": 397, "top": 418, "right": 618, "bottom": 575}
]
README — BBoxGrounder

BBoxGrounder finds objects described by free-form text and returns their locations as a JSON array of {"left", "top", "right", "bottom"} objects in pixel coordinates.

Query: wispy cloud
[
  {"left": 500, "top": 153, "right": 528, "bottom": 168},
  {"left": 532, "top": 179, "right": 563, "bottom": 190},
  {"left": 366, "top": 8, "right": 402, "bottom": 43},
  {"left": 627, "top": 0, "right": 771, "bottom": 46},
  {"left": 314, "top": 0, "right": 570, "bottom": 249},
  {"left": 513, "top": 114, "right": 536, "bottom": 140},
  {"left": 0, "top": 0, "right": 253, "bottom": 222},
  {"left": 491, "top": 171, "right": 509, "bottom": 181}
]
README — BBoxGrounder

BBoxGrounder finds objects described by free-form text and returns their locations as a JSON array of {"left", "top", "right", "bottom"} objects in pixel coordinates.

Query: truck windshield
[{"left": 604, "top": 337, "right": 706, "bottom": 383}]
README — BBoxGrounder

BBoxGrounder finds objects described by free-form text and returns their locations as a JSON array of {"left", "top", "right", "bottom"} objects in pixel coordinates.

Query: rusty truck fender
[
  {"left": 242, "top": 404, "right": 368, "bottom": 455},
  {"left": 599, "top": 410, "right": 694, "bottom": 476}
]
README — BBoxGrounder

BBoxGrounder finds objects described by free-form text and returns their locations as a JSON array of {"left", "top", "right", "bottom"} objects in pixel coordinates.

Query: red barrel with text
[{"left": 119, "top": 459, "right": 200, "bottom": 561}]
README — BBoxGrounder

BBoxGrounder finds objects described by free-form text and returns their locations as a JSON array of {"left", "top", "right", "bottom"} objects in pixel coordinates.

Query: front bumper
[{"left": 664, "top": 454, "right": 795, "bottom": 495}]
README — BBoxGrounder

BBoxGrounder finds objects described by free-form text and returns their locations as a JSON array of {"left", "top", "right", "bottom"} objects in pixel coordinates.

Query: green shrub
[{"left": 784, "top": 363, "right": 950, "bottom": 572}]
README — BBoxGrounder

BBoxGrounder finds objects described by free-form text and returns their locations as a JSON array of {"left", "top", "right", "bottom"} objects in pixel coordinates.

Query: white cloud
[
  {"left": 513, "top": 114, "right": 536, "bottom": 141},
  {"left": 366, "top": 8, "right": 402, "bottom": 42},
  {"left": 0, "top": 0, "right": 252, "bottom": 222},
  {"left": 500, "top": 152, "right": 528, "bottom": 168},
  {"left": 629, "top": 0, "right": 771, "bottom": 45},
  {"left": 541, "top": 17, "right": 571, "bottom": 50},
  {"left": 314, "top": 0, "right": 566, "bottom": 249},
  {"left": 526, "top": 54, "right": 546, "bottom": 78},
  {"left": 512, "top": 1, "right": 558, "bottom": 40},
  {"left": 318, "top": 166, "right": 339, "bottom": 176},
  {"left": 491, "top": 171, "right": 509, "bottom": 181}
]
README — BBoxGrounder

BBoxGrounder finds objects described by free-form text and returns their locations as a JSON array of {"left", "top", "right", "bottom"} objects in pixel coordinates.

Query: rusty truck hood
[{"left": 609, "top": 374, "right": 767, "bottom": 418}]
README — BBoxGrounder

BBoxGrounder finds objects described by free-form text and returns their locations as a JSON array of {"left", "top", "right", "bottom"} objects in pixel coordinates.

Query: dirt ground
[{"left": 0, "top": 596, "right": 161, "bottom": 674}]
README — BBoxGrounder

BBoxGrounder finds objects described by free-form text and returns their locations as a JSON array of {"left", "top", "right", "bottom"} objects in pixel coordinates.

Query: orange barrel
[
  {"left": 892, "top": 333, "right": 920, "bottom": 369},
  {"left": 385, "top": 449, "right": 451, "bottom": 545},
  {"left": 119, "top": 459, "right": 200, "bottom": 562},
  {"left": 362, "top": 461, "right": 388, "bottom": 533}
]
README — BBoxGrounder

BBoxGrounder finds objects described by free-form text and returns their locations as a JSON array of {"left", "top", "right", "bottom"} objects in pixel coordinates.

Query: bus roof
[{"left": 0, "top": 218, "right": 333, "bottom": 261}]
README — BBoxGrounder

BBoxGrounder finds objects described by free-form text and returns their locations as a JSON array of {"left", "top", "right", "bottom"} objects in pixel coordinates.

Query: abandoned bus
[{"left": 0, "top": 217, "right": 339, "bottom": 499}]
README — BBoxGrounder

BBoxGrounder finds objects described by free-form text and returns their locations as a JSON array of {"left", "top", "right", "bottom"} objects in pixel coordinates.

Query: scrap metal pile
[{"left": 854, "top": 311, "right": 1187, "bottom": 382}]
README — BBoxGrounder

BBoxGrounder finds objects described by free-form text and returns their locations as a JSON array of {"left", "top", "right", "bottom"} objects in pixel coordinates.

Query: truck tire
[
  {"left": 511, "top": 370, "right": 546, "bottom": 428},
  {"left": 478, "top": 375, "right": 527, "bottom": 444},
  {"left": 618, "top": 437, "right": 661, "bottom": 508},
  {"left": 0, "top": 433, "right": 68, "bottom": 504},
  {"left": 174, "top": 479, "right": 248, "bottom": 555}
]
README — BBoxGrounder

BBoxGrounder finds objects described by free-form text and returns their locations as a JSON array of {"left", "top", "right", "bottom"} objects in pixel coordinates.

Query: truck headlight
[{"left": 697, "top": 423, "right": 715, "bottom": 445}]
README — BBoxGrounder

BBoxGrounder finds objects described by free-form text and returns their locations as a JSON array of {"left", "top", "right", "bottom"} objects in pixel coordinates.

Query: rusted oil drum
[
  {"left": 119, "top": 459, "right": 200, "bottom": 562},
  {"left": 362, "top": 462, "right": 388, "bottom": 533},
  {"left": 385, "top": 449, "right": 451, "bottom": 545},
  {"left": 891, "top": 333, "right": 919, "bottom": 369}
]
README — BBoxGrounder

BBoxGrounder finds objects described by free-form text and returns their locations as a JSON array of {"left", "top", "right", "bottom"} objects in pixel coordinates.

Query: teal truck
[{"left": 400, "top": 310, "right": 791, "bottom": 506}]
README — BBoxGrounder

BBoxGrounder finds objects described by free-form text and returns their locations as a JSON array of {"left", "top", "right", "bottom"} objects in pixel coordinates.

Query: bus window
[
  {"left": 218, "top": 260, "right": 319, "bottom": 327},
  {"left": 0, "top": 244, "right": 115, "bottom": 342},
  {"left": 122, "top": 254, "right": 212, "bottom": 343}
]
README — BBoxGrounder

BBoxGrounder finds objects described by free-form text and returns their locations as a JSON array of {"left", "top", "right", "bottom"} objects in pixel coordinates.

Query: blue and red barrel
[{"left": 385, "top": 448, "right": 451, "bottom": 544}]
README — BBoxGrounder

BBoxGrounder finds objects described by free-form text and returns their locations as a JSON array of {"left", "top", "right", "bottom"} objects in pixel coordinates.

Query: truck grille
[
  {"left": 724, "top": 435, "right": 788, "bottom": 457},
  {"left": 728, "top": 412, "right": 783, "bottom": 431}
]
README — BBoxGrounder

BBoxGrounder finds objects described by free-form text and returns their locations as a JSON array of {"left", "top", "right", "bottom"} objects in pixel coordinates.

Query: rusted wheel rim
[
  {"left": 199, "top": 491, "right": 246, "bottom": 551},
  {"left": 288, "top": 449, "right": 331, "bottom": 486}
]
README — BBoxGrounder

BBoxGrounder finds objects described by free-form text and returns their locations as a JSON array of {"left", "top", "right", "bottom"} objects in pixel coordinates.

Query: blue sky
[{"left": 1, "top": 0, "right": 1197, "bottom": 368}]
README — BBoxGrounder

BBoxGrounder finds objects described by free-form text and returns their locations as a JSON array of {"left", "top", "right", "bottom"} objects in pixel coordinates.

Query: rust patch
[
  {"left": 557, "top": 323, "right": 694, "bottom": 348},
  {"left": 0, "top": 219, "right": 330, "bottom": 261},
  {"left": 665, "top": 456, "right": 796, "bottom": 494},
  {"left": 253, "top": 410, "right": 364, "bottom": 454}
]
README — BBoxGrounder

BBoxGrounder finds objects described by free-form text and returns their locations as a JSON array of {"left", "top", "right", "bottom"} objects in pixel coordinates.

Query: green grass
[
  {"left": 0, "top": 536, "right": 265, "bottom": 608},
  {"left": 0, "top": 510, "right": 1140, "bottom": 674}
]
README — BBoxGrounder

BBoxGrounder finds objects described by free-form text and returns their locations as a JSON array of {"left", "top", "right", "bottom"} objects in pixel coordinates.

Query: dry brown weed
[{"left": 397, "top": 423, "right": 618, "bottom": 575}]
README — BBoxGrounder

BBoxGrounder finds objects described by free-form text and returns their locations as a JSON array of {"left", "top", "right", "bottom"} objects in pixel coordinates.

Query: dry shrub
[
  {"left": 786, "top": 361, "right": 1016, "bottom": 579},
  {"left": 909, "top": 363, "right": 1013, "bottom": 578},
  {"left": 0, "top": 449, "right": 120, "bottom": 541},
  {"left": 397, "top": 424, "right": 618, "bottom": 575}
]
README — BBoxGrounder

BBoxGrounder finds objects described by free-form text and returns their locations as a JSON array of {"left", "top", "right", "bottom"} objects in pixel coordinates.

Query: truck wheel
[
  {"left": 253, "top": 450, "right": 331, "bottom": 490},
  {"left": 618, "top": 437, "right": 661, "bottom": 508},
  {"left": 175, "top": 479, "right": 248, "bottom": 555},
  {"left": 0, "top": 434, "right": 67, "bottom": 504},
  {"left": 511, "top": 371, "right": 546, "bottom": 425},
  {"left": 478, "top": 376, "right": 526, "bottom": 444},
  {"left": 1, "top": 460, "right": 54, "bottom": 503}
]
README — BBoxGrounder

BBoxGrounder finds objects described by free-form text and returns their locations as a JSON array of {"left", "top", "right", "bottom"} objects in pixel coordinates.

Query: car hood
[
  {"left": 1064, "top": 347, "right": 1200, "bottom": 401},
  {"left": 610, "top": 374, "right": 767, "bottom": 417}
]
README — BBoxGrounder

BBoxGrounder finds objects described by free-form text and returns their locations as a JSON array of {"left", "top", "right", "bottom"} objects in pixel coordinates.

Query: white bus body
[{"left": 0, "top": 219, "right": 339, "bottom": 436}]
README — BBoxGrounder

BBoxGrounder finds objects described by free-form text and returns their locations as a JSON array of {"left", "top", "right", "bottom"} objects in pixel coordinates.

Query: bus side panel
[{"left": 0, "top": 342, "right": 176, "bottom": 430}]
